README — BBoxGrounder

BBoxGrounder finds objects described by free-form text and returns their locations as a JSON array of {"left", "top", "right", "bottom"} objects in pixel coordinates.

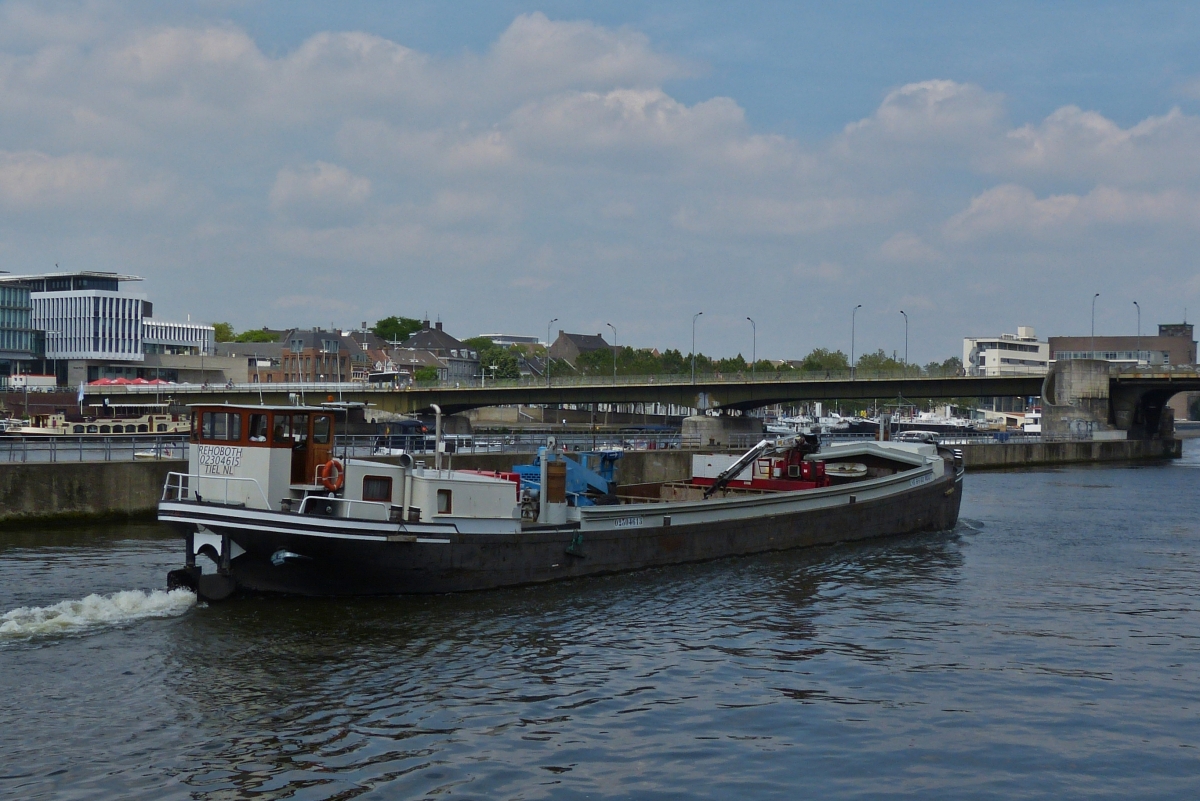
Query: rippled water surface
[{"left": 2, "top": 445, "right": 1199, "bottom": 799}]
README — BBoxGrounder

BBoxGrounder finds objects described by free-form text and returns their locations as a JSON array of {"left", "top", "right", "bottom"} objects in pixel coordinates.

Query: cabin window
[
  {"left": 157, "top": 424, "right": 167, "bottom": 432},
  {"left": 362, "top": 476, "right": 392, "bottom": 502},
  {"left": 313, "top": 415, "right": 332, "bottom": 444},
  {"left": 73, "top": 425, "right": 84, "bottom": 434},
  {"left": 436, "top": 489, "right": 452, "bottom": 514},
  {"left": 87, "top": 425, "right": 98, "bottom": 434},
  {"left": 99, "top": 425, "right": 110, "bottom": 434},
  {"left": 111, "top": 425, "right": 122, "bottom": 433},
  {"left": 201, "top": 411, "right": 242, "bottom": 442},
  {"left": 271, "top": 414, "right": 291, "bottom": 446},
  {"left": 292, "top": 414, "right": 309, "bottom": 445},
  {"left": 138, "top": 424, "right": 149, "bottom": 433},
  {"left": 248, "top": 414, "right": 268, "bottom": 442}
]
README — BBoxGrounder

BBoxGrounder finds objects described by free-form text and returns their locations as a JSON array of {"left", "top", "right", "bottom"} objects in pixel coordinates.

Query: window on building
[
  {"left": 436, "top": 489, "right": 452, "bottom": 514},
  {"left": 362, "top": 476, "right": 393, "bottom": 502}
]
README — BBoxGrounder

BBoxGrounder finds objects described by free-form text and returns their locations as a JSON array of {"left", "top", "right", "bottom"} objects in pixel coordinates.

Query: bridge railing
[{"left": 81, "top": 365, "right": 990, "bottom": 396}]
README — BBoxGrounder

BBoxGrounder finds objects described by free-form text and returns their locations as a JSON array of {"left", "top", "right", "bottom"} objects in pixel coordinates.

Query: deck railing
[{"left": 161, "top": 471, "right": 271, "bottom": 508}]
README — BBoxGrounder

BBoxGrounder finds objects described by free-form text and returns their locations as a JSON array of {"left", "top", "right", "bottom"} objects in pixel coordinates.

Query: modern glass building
[{"left": 0, "top": 282, "right": 34, "bottom": 379}]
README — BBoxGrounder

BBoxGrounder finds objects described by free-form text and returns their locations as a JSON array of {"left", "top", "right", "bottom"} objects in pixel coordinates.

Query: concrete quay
[
  {"left": 0, "top": 459, "right": 185, "bottom": 528},
  {"left": 1, "top": 438, "right": 1183, "bottom": 527}
]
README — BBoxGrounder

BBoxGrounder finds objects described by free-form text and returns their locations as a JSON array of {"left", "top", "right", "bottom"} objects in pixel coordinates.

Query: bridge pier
[
  {"left": 681, "top": 414, "right": 761, "bottom": 448},
  {"left": 1044, "top": 359, "right": 1180, "bottom": 441}
]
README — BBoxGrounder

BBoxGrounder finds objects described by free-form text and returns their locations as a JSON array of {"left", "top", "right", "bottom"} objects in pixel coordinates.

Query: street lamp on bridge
[
  {"left": 746, "top": 317, "right": 756, "bottom": 380},
  {"left": 546, "top": 317, "right": 558, "bottom": 387},
  {"left": 691, "top": 312, "right": 703, "bottom": 385},
  {"left": 851, "top": 304, "right": 862, "bottom": 379},
  {"left": 1091, "top": 293, "right": 1100, "bottom": 359},
  {"left": 899, "top": 310, "right": 908, "bottom": 367},
  {"left": 1133, "top": 301, "right": 1141, "bottom": 365},
  {"left": 606, "top": 322, "right": 617, "bottom": 385}
]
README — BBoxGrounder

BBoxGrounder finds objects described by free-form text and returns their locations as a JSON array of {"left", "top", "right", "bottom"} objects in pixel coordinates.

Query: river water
[{"left": 2, "top": 445, "right": 1198, "bottom": 800}]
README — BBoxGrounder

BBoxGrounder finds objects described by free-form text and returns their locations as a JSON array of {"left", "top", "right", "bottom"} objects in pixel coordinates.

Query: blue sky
[{"left": 2, "top": 1, "right": 1199, "bottom": 363}]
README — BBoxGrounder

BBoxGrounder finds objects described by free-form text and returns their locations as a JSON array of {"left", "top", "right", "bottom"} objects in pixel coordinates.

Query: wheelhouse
[{"left": 190, "top": 404, "right": 336, "bottom": 487}]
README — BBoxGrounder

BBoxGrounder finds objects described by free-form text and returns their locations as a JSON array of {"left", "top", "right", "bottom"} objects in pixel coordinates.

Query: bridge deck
[{"left": 82, "top": 373, "right": 1049, "bottom": 415}]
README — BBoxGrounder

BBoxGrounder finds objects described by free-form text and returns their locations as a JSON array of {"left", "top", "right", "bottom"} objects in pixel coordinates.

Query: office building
[{"left": 963, "top": 326, "right": 1049, "bottom": 377}]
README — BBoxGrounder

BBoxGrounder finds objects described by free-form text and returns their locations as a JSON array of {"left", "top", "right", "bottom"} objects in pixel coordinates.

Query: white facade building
[
  {"left": 19, "top": 272, "right": 147, "bottom": 362},
  {"left": 963, "top": 326, "right": 1050, "bottom": 377},
  {"left": 143, "top": 319, "right": 214, "bottom": 356},
  {"left": 0, "top": 271, "right": 218, "bottom": 384}
]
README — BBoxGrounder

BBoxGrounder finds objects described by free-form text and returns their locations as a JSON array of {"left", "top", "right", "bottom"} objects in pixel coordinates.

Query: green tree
[
  {"left": 923, "top": 356, "right": 963, "bottom": 376},
  {"left": 211, "top": 322, "right": 235, "bottom": 342},
  {"left": 855, "top": 349, "right": 905, "bottom": 373},
  {"left": 372, "top": 316, "right": 423, "bottom": 344},
  {"left": 462, "top": 337, "right": 521, "bottom": 380},
  {"left": 797, "top": 348, "right": 850, "bottom": 373},
  {"left": 575, "top": 347, "right": 618, "bottom": 376},
  {"left": 235, "top": 328, "right": 279, "bottom": 343},
  {"left": 413, "top": 366, "right": 439, "bottom": 383}
]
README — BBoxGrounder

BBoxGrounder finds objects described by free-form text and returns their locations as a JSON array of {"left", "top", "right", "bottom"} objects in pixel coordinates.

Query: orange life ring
[{"left": 319, "top": 458, "right": 345, "bottom": 491}]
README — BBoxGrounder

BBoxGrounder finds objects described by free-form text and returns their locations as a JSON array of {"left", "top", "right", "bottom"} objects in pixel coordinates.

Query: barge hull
[{"left": 165, "top": 471, "right": 962, "bottom": 596}]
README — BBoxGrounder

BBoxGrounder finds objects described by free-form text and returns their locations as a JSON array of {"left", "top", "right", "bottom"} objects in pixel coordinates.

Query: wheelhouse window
[
  {"left": 362, "top": 476, "right": 392, "bottom": 503},
  {"left": 201, "top": 411, "right": 241, "bottom": 442},
  {"left": 248, "top": 413, "right": 268, "bottom": 442},
  {"left": 291, "top": 414, "right": 309, "bottom": 445},
  {"left": 271, "top": 414, "right": 291, "bottom": 447},
  {"left": 313, "top": 414, "right": 332, "bottom": 445},
  {"left": 436, "top": 489, "right": 452, "bottom": 514}
]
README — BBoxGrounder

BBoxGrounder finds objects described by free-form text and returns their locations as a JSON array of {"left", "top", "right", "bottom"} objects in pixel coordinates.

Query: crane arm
[{"left": 703, "top": 435, "right": 800, "bottom": 499}]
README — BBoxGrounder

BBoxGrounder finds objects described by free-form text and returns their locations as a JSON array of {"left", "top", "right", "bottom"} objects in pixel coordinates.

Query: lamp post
[
  {"left": 1091, "top": 293, "right": 1100, "bottom": 359},
  {"left": 606, "top": 322, "right": 617, "bottom": 385},
  {"left": 691, "top": 312, "right": 703, "bottom": 384},
  {"left": 746, "top": 317, "right": 756, "bottom": 380},
  {"left": 546, "top": 318, "right": 558, "bottom": 387},
  {"left": 851, "top": 304, "right": 862, "bottom": 379},
  {"left": 1133, "top": 301, "right": 1141, "bottom": 365},
  {"left": 899, "top": 310, "right": 908, "bottom": 367}
]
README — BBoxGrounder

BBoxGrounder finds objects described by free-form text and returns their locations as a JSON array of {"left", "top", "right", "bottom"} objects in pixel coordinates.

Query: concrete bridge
[
  {"left": 85, "top": 373, "right": 1045, "bottom": 416},
  {"left": 83, "top": 366, "right": 1199, "bottom": 438}
]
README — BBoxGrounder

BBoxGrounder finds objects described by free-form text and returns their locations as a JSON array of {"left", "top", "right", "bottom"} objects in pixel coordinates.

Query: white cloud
[
  {"left": 0, "top": 149, "right": 166, "bottom": 210},
  {"left": 269, "top": 162, "right": 371, "bottom": 220},
  {"left": 993, "top": 105, "right": 1200, "bottom": 184},
  {"left": 0, "top": 13, "right": 1196, "bottom": 360},
  {"left": 879, "top": 232, "right": 942, "bottom": 263},
  {"left": 944, "top": 184, "right": 1200, "bottom": 241},
  {"left": 841, "top": 80, "right": 1005, "bottom": 146}
]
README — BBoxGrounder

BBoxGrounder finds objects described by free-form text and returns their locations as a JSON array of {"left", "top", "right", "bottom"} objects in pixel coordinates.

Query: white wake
[{"left": 0, "top": 589, "right": 197, "bottom": 639}]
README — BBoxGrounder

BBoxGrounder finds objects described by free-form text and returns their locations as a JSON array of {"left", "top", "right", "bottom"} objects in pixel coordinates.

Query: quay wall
[
  {"left": 0, "top": 460, "right": 185, "bottom": 527},
  {"left": 0, "top": 439, "right": 1182, "bottom": 526},
  {"left": 957, "top": 438, "right": 1181, "bottom": 470}
]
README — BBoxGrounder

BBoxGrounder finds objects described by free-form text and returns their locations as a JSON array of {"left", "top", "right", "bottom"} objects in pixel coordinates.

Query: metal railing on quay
[{"left": 0, "top": 435, "right": 190, "bottom": 463}]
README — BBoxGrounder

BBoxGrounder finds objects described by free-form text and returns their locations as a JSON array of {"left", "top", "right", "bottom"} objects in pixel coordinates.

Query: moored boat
[
  {"left": 4, "top": 402, "right": 190, "bottom": 436},
  {"left": 159, "top": 402, "right": 964, "bottom": 600}
]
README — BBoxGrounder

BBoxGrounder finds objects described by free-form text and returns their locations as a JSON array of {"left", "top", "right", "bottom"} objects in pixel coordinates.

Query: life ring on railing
[{"left": 319, "top": 458, "right": 345, "bottom": 491}]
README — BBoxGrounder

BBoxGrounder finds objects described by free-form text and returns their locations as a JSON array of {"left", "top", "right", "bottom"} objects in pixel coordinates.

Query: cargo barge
[{"left": 159, "top": 403, "right": 964, "bottom": 600}]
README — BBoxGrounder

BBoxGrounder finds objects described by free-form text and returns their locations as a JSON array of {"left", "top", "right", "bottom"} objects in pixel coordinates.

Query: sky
[{"left": 2, "top": 1, "right": 1200, "bottom": 365}]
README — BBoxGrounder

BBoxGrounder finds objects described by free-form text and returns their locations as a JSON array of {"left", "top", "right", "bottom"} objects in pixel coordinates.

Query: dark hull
[{"left": 168, "top": 470, "right": 962, "bottom": 597}]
